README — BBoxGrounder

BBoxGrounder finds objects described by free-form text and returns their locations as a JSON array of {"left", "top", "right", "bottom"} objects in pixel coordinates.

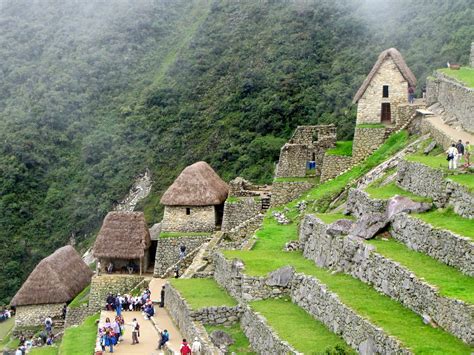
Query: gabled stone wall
[{"left": 161, "top": 205, "right": 216, "bottom": 233}]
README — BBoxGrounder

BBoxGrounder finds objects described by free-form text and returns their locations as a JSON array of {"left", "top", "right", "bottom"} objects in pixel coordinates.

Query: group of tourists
[
  {"left": 446, "top": 139, "right": 472, "bottom": 170},
  {"left": 105, "top": 289, "right": 152, "bottom": 315},
  {"left": 98, "top": 315, "right": 130, "bottom": 352},
  {"left": 0, "top": 308, "right": 12, "bottom": 322},
  {"left": 15, "top": 322, "right": 55, "bottom": 355}
]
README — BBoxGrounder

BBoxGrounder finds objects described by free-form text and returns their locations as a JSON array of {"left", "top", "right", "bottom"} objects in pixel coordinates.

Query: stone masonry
[
  {"left": 271, "top": 180, "right": 314, "bottom": 206},
  {"left": 15, "top": 303, "right": 64, "bottom": 329},
  {"left": 65, "top": 304, "right": 96, "bottom": 328},
  {"left": 352, "top": 126, "right": 387, "bottom": 163},
  {"left": 89, "top": 275, "right": 145, "bottom": 311},
  {"left": 221, "top": 197, "right": 262, "bottom": 232},
  {"left": 161, "top": 205, "right": 216, "bottom": 233},
  {"left": 320, "top": 154, "right": 353, "bottom": 182}
]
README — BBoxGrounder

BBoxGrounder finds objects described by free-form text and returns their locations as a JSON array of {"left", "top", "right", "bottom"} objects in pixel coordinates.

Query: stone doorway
[{"left": 381, "top": 103, "right": 391, "bottom": 123}]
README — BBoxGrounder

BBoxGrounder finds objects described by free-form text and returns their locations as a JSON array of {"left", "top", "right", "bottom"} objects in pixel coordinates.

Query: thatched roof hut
[
  {"left": 353, "top": 48, "right": 416, "bottom": 103},
  {"left": 160, "top": 161, "right": 229, "bottom": 206},
  {"left": 93, "top": 211, "right": 151, "bottom": 260},
  {"left": 11, "top": 245, "right": 92, "bottom": 306}
]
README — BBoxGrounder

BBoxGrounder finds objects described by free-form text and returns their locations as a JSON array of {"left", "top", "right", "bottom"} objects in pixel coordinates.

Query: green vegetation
[
  {"left": 326, "top": 141, "right": 353, "bottom": 156},
  {"left": 225, "top": 196, "right": 241, "bottom": 203},
  {"left": 204, "top": 324, "right": 255, "bottom": 354},
  {"left": 251, "top": 298, "right": 353, "bottom": 354},
  {"left": 365, "top": 182, "right": 432, "bottom": 203},
  {"left": 30, "top": 347, "right": 59, "bottom": 355},
  {"left": 414, "top": 209, "right": 474, "bottom": 240},
  {"left": 170, "top": 279, "right": 237, "bottom": 309},
  {"left": 159, "top": 232, "right": 212, "bottom": 239},
  {"left": 406, "top": 154, "right": 449, "bottom": 169},
  {"left": 449, "top": 174, "right": 474, "bottom": 192},
  {"left": 438, "top": 67, "right": 474, "bottom": 88},
  {"left": 0, "top": 317, "right": 14, "bottom": 343},
  {"left": 356, "top": 123, "right": 386, "bottom": 129},
  {"left": 314, "top": 213, "right": 354, "bottom": 224},
  {"left": 367, "top": 237, "right": 474, "bottom": 304},
  {"left": 68, "top": 285, "right": 90, "bottom": 309},
  {"left": 59, "top": 313, "right": 99, "bottom": 355}
]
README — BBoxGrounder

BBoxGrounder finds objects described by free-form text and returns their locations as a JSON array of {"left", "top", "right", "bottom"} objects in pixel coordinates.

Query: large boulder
[
  {"left": 265, "top": 265, "right": 295, "bottom": 287},
  {"left": 386, "top": 195, "right": 431, "bottom": 221},
  {"left": 210, "top": 330, "right": 234, "bottom": 350},
  {"left": 327, "top": 219, "right": 355, "bottom": 236},
  {"left": 350, "top": 213, "right": 388, "bottom": 240}
]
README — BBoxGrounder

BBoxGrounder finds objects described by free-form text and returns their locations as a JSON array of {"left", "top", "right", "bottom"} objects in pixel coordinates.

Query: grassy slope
[
  {"left": 170, "top": 279, "right": 237, "bottom": 309},
  {"left": 414, "top": 209, "right": 474, "bottom": 240},
  {"left": 204, "top": 324, "right": 255, "bottom": 355},
  {"left": 365, "top": 182, "right": 432, "bottom": 202},
  {"left": 438, "top": 67, "right": 474, "bottom": 88},
  {"left": 68, "top": 285, "right": 90, "bottom": 309},
  {"left": 368, "top": 237, "right": 474, "bottom": 303},
  {"left": 0, "top": 317, "right": 14, "bottom": 342},
  {"left": 30, "top": 347, "right": 59, "bottom": 355},
  {"left": 326, "top": 141, "right": 353, "bottom": 156},
  {"left": 59, "top": 313, "right": 99, "bottom": 355},
  {"left": 449, "top": 174, "right": 474, "bottom": 192},
  {"left": 251, "top": 298, "right": 353, "bottom": 354}
]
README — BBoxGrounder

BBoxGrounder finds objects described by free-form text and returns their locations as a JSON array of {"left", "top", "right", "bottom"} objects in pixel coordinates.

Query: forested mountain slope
[{"left": 0, "top": 0, "right": 472, "bottom": 304}]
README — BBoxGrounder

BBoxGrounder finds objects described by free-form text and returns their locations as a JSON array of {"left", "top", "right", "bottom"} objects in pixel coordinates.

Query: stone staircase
[{"left": 180, "top": 232, "right": 224, "bottom": 278}]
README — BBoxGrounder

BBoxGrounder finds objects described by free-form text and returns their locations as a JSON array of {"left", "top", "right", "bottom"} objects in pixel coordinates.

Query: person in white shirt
[
  {"left": 191, "top": 337, "right": 202, "bottom": 354},
  {"left": 447, "top": 144, "right": 458, "bottom": 170}
]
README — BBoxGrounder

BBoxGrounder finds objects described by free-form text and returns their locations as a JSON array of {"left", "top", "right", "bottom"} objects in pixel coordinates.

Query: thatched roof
[
  {"left": 11, "top": 246, "right": 92, "bottom": 306},
  {"left": 160, "top": 161, "right": 229, "bottom": 206},
  {"left": 93, "top": 211, "right": 151, "bottom": 259},
  {"left": 353, "top": 48, "right": 416, "bottom": 103}
]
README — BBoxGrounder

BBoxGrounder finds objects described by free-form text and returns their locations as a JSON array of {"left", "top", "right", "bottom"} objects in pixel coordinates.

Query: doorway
[{"left": 381, "top": 103, "right": 391, "bottom": 124}]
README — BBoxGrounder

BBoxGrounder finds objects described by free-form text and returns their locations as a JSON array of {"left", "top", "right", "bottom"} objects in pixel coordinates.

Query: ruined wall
[
  {"left": 89, "top": 275, "right": 145, "bottom": 311},
  {"left": 271, "top": 180, "right": 314, "bottom": 206},
  {"left": 356, "top": 57, "right": 409, "bottom": 124},
  {"left": 345, "top": 188, "right": 388, "bottom": 217},
  {"left": 352, "top": 126, "right": 387, "bottom": 163},
  {"left": 391, "top": 213, "right": 474, "bottom": 276},
  {"left": 426, "top": 72, "right": 474, "bottom": 133},
  {"left": 154, "top": 236, "right": 210, "bottom": 276},
  {"left": 161, "top": 205, "right": 216, "bottom": 233},
  {"left": 221, "top": 197, "right": 262, "bottom": 232},
  {"left": 320, "top": 154, "right": 353, "bottom": 182},
  {"left": 65, "top": 304, "right": 96, "bottom": 328},
  {"left": 221, "top": 214, "right": 264, "bottom": 247},
  {"left": 420, "top": 117, "right": 454, "bottom": 149},
  {"left": 15, "top": 303, "right": 64, "bottom": 329}
]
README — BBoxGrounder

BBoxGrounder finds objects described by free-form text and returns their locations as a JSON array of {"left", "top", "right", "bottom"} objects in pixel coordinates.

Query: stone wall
[
  {"left": 394, "top": 102, "right": 424, "bottom": 128},
  {"left": 352, "top": 126, "right": 386, "bottom": 163},
  {"left": 222, "top": 214, "right": 263, "bottom": 247},
  {"left": 320, "top": 154, "right": 353, "bottom": 182},
  {"left": 213, "top": 252, "right": 292, "bottom": 302},
  {"left": 391, "top": 213, "right": 474, "bottom": 276},
  {"left": 300, "top": 214, "right": 474, "bottom": 344},
  {"left": 89, "top": 275, "right": 145, "bottom": 311},
  {"left": 345, "top": 188, "right": 388, "bottom": 217},
  {"left": 291, "top": 274, "right": 409, "bottom": 354},
  {"left": 271, "top": 180, "right": 314, "bottom": 206},
  {"left": 356, "top": 57, "right": 409, "bottom": 125},
  {"left": 426, "top": 72, "right": 474, "bottom": 133},
  {"left": 164, "top": 283, "right": 223, "bottom": 353},
  {"left": 189, "top": 306, "right": 243, "bottom": 326},
  {"left": 222, "top": 197, "right": 262, "bottom": 232},
  {"left": 65, "top": 304, "right": 96, "bottom": 327},
  {"left": 240, "top": 306, "right": 300, "bottom": 354},
  {"left": 397, "top": 160, "right": 474, "bottom": 218},
  {"left": 154, "top": 235, "right": 210, "bottom": 276},
  {"left": 161, "top": 205, "right": 216, "bottom": 233},
  {"left": 420, "top": 117, "right": 454, "bottom": 149},
  {"left": 15, "top": 303, "right": 64, "bottom": 329}
]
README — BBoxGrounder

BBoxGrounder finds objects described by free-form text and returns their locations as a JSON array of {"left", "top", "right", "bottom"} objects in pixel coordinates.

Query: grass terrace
[
  {"left": 365, "top": 182, "right": 432, "bottom": 203},
  {"left": 204, "top": 324, "right": 254, "bottom": 354},
  {"left": 169, "top": 278, "right": 237, "bottom": 309},
  {"left": 59, "top": 313, "right": 99, "bottom": 354},
  {"left": 413, "top": 209, "right": 474, "bottom": 240},
  {"left": 68, "top": 285, "right": 90, "bottom": 309},
  {"left": 449, "top": 174, "right": 474, "bottom": 192},
  {"left": 30, "top": 347, "right": 58, "bottom": 355},
  {"left": 405, "top": 154, "right": 448, "bottom": 170},
  {"left": 0, "top": 317, "right": 14, "bottom": 343},
  {"left": 367, "top": 237, "right": 474, "bottom": 304},
  {"left": 326, "top": 141, "right": 353, "bottom": 156},
  {"left": 159, "top": 231, "right": 212, "bottom": 238},
  {"left": 251, "top": 298, "right": 353, "bottom": 354},
  {"left": 438, "top": 67, "right": 474, "bottom": 88}
]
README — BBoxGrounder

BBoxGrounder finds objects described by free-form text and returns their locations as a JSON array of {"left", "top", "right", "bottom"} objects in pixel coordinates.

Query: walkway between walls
[{"left": 426, "top": 115, "right": 474, "bottom": 146}]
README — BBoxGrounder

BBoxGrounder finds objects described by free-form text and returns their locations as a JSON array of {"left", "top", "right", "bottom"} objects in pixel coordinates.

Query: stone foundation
[
  {"left": 89, "top": 275, "right": 145, "bottom": 311},
  {"left": 154, "top": 236, "right": 210, "bottom": 276},
  {"left": 161, "top": 205, "right": 217, "bottom": 233},
  {"left": 352, "top": 127, "right": 387, "bottom": 163},
  {"left": 271, "top": 180, "right": 314, "bottom": 206},
  {"left": 320, "top": 154, "right": 353, "bottom": 182},
  {"left": 14, "top": 304, "right": 64, "bottom": 333}
]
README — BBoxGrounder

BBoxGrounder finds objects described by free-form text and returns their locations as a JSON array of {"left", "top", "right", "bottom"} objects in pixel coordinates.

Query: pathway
[{"left": 427, "top": 115, "right": 474, "bottom": 144}]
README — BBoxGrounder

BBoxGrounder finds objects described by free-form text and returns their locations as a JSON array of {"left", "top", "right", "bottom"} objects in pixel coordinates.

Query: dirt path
[{"left": 427, "top": 115, "right": 474, "bottom": 144}]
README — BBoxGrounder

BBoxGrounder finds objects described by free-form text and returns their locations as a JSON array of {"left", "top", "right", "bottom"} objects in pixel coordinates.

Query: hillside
[{"left": 0, "top": 0, "right": 473, "bottom": 305}]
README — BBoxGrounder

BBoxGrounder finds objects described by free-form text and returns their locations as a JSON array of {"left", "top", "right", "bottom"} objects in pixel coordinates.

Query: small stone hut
[
  {"left": 353, "top": 48, "right": 416, "bottom": 125},
  {"left": 11, "top": 245, "right": 92, "bottom": 329},
  {"left": 160, "top": 161, "right": 229, "bottom": 233},
  {"left": 93, "top": 211, "right": 151, "bottom": 274}
]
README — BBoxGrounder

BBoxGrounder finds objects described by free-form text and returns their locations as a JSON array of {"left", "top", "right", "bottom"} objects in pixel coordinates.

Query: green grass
[
  {"left": 226, "top": 196, "right": 240, "bottom": 203},
  {"left": 438, "top": 67, "right": 474, "bottom": 88},
  {"left": 356, "top": 123, "right": 386, "bottom": 129},
  {"left": 68, "top": 285, "right": 90, "bottom": 309},
  {"left": 414, "top": 209, "right": 474, "bottom": 240},
  {"left": 405, "top": 154, "right": 448, "bottom": 170},
  {"left": 367, "top": 237, "right": 474, "bottom": 304},
  {"left": 314, "top": 213, "right": 354, "bottom": 224},
  {"left": 59, "top": 313, "right": 99, "bottom": 355},
  {"left": 0, "top": 317, "right": 14, "bottom": 342},
  {"left": 365, "top": 182, "right": 432, "bottom": 203},
  {"left": 273, "top": 177, "right": 315, "bottom": 183},
  {"left": 30, "top": 347, "right": 59, "bottom": 355},
  {"left": 326, "top": 141, "right": 353, "bottom": 156},
  {"left": 449, "top": 174, "right": 474, "bottom": 192},
  {"left": 251, "top": 298, "right": 353, "bottom": 354},
  {"left": 204, "top": 324, "right": 255, "bottom": 354},
  {"left": 170, "top": 278, "right": 237, "bottom": 309},
  {"left": 159, "top": 231, "right": 212, "bottom": 238}
]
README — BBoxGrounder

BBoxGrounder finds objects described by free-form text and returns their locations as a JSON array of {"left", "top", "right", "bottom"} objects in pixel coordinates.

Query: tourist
[
  {"left": 144, "top": 303, "right": 155, "bottom": 319},
  {"left": 97, "top": 260, "right": 101, "bottom": 276},
  {"left": 421, "top": 84, "right": 426, "bottom": 99},
  {"left": 62, "top": 304, "right": 67, "bottom": 319},
  {"left": 160, "top": 285, "right": 165, "bottom": 308},
  {"left": 15, "top": 347, "right": 22, "bottom": 355},
  {"left": 180, "top": 338, "right": 192, "bottom": 355},
  {"left": 408, "top": 86, "right": 415, "bottom": 104},
  {"left": 107, "top": 262, "right": 114, "bottom": 274},
  {"left": 106, "top": 293, "right": 115, "bottom": 311},
  {"left": 191, "top": 337, "right": 202, "bottom": 354},
  {"left": 465, "top": 141, "right": 472, "bottom": 166},
  {"left": 175, "top": 264, "right": 180, "bottom": 278},
  {"left": 158, "top": 329, "right": 169, "bottom": 350},
  {"left": 179, "top": 245, "right": 186, "bottom": 259},
  {"left": 115, "top": 294, "right": 122, "bottom": 316},
  {"left": 111, "top": 318, "right": 121, "bottom": 344},
  {"left": 18, "top": 333, "right": 26, "bottom": 346},
  {"left": 105, "top": 328, "right": 115, "bottom": 353},
  {"left": 25, "top": 336, "right": 33, "bottom": 351},
  {"left": 44, "top": 316, "right": 53, "bottom": 333},
  {"left": 99, "top": 327, "right": 107, "bottom": 351},
  {"left": 46, "top": 334, "right": 54, "bottom": 345},
  {"left": 447, "top": 144, "right": 458, "bottom": 170},
  {"left": 456, "top": 139, "right": 464, "bottom": 166},
  {"left": 130, "top": 318, "right": 140, "bottom": 345}
]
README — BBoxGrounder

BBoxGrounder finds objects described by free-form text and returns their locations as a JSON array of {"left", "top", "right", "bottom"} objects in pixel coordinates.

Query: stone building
[
  {"left": 353, "top": 48, "right": 416, "bottom": 126},
  {"left": 275, "top": 124, "right": 337, "bottom": 178},
  {"left": 160, "top": 161, "right": 229, "bottom": 233},
  {"left": 93, "top": 211, "right": 152, "bottom": 275},
  {"left": 11, "top": 245, "right": 92, "bottom": 331}
]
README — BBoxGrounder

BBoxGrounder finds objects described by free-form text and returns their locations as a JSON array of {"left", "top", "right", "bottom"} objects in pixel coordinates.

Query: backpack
[
  {"left": 135, "top": 323, "right": 140, "bottom": 331},
  {"left": 181, "top": 343, "right": 191, "bottom": 355}
]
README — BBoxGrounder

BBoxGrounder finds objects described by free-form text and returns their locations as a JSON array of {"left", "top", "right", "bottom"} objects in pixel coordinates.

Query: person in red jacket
[{"left": 180, "top": 339, "right": 192, "bottom": 354}]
